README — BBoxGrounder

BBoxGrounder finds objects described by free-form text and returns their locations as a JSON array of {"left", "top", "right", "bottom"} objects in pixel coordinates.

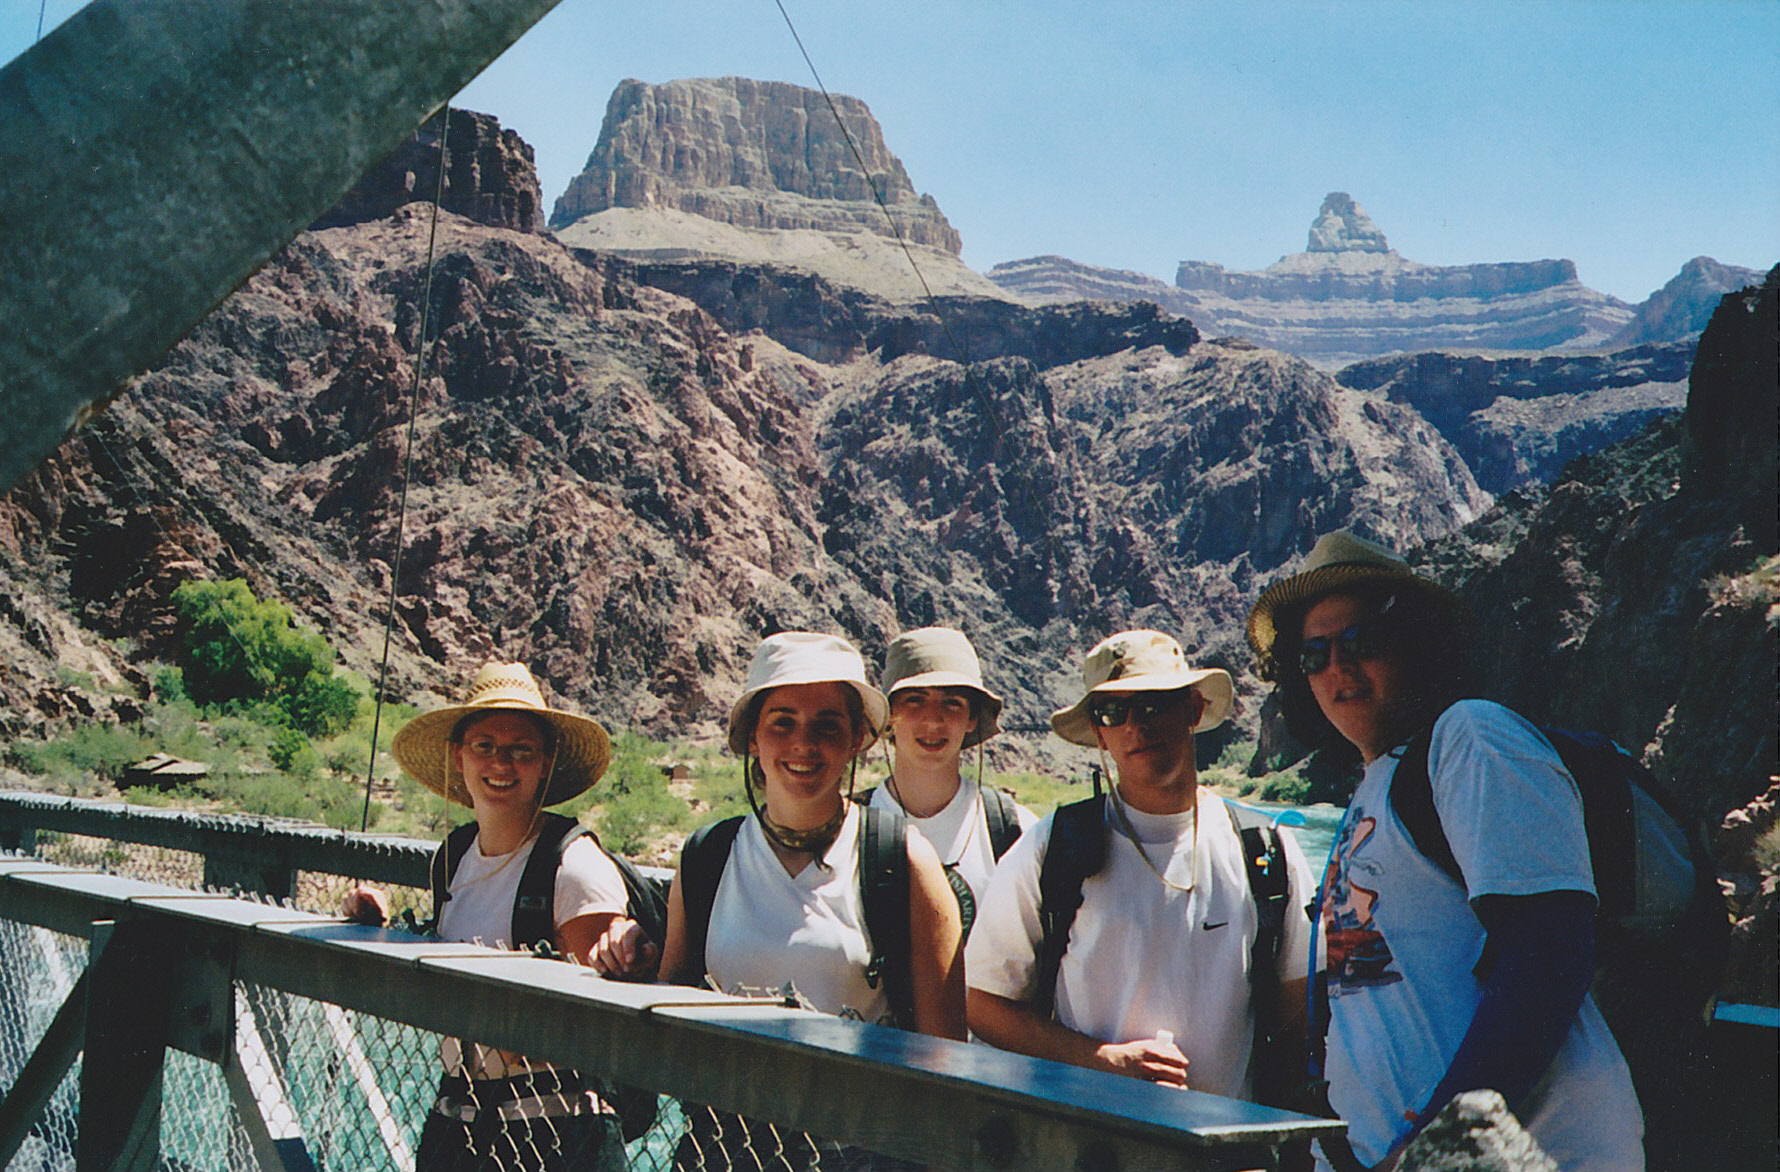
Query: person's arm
[
  {"left": 589, "top": 916, "right": 661, "bottom": 979},
  {"left": 656, "top": 867, "right": 696, "bottom": 986},
  {"left": 967, "top": 989, "right": 1191, "bottom": 1084},
  {"left": 905, "top": 831, "right": 967, "bottom": 1040},
  {"left": 340, "top": 883, "right": 390, "bottom": 925},
  {"left": 556, "top": 910, "right": 629, "bottom": 966}
]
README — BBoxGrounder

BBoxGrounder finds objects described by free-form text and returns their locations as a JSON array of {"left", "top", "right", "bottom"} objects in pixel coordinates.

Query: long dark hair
[{"left": 1272, "top": 581, "right": 1477, "bottom": 765}]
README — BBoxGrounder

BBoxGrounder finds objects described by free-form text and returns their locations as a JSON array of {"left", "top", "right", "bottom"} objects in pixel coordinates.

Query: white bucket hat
[
  {"left": 880, "top": 627, "right": 1004, "bottom": 748},
  {"left": 391, "top": 662, "right": 612, "bottom": 807},
  {"left": 727, "top": 632, "right": 889, "bottom": 755},
  {"left": 1050, "top": 630, "right": 1234, "bottom": 746}
]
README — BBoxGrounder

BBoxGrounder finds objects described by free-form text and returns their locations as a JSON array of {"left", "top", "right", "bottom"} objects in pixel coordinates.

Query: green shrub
[
  {"left": 170, "top": 577, "right": 361, "bottom": 737},
  {"left": 9, "top": 723, "right": 150, "bottom": 787},
  {"left": 268, "top": 727, "right": 320, "bottom": 778},
  {"left": 151, "top": 664, "right": 187, "bottom": 703}
]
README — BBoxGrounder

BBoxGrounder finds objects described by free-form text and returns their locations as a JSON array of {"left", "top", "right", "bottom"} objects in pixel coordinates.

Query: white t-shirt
[
  {"left": 1320, "top": 699, "right": 1643, "bottom": 1171},
  {"left": 437, "top": 825, "right": 629, "bottom": 1088},
  {"left": 869, "top": 779, "right": 1037, "bottom": 908},
  {"left": 705, "top": 806, "right": 893, "bottom": 1025},
  {"left": 967, "top": 786, "right": 1316, "bottom": 1099}
]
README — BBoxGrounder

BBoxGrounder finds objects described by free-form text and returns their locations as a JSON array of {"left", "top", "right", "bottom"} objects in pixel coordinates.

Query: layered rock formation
[
  {"left": 1607, "top": 255, "right": 1765, "bottom": 348},
  {"left": 315, "top": 108, "right": 544, "bottom": 233},
  {"left": 1336, "top": 343, "right": 1694, "bottom": 493},
  {"left": 548, "top": 78, "right": 997, "bottom": 303},
  {"left": 992, "top": 192, "right": 1637, "bottom": 363}
]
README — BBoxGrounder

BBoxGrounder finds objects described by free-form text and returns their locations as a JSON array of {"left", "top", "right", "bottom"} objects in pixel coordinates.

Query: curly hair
[{"left": 1271, "top": 580, "right": 1477, "bottom": 764}]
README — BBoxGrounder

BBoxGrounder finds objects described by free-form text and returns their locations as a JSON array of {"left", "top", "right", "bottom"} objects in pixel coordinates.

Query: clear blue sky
[{"left": 8, "top": 0, "right": 1777, "bottom": 302}]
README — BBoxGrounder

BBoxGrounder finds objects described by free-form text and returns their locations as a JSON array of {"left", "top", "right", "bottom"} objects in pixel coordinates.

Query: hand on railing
[
  {"left": 1095, "top": 1032, "right": 1190, "bottom": 1087},
  {"left": 340, "top": 884, "right": 391, "bottom": 926},
  {"left": 589, "top": 916, "right": 659, "bottom": 980}
]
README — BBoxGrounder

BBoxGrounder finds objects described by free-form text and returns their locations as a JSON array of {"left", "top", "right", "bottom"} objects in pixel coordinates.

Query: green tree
[{"left": 170, "top": 578, "right": 360, "bottom": 738}]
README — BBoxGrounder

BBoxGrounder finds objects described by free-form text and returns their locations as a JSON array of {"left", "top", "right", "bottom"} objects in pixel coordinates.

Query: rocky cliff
[
  {"left": 992, "top": 192, "right": 1636, "bottom": 363},
  {"left": 1606, "top": 255, "right": 1765, "bottom": 349},
  {"left": 1336, "top": 343, "right": 1694, "bottom": 493},
  {"left": 545, "top": 78, "right": 997, "bottom": 303},
  {"left": 315, "top": 108, "right": 544, "bottom": 233}
]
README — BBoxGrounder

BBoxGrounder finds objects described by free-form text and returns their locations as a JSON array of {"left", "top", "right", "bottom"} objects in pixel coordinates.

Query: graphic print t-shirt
[{"left": 1319, "top": 700, "right": 1642, "bottom": 1171}]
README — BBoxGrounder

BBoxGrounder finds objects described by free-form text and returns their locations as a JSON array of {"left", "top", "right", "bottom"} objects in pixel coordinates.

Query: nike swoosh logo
[{"left": 1202, "top": 921, "right": 1228, "bottom": 931}]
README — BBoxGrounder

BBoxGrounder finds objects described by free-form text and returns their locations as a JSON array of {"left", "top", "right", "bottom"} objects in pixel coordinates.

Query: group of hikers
[{"left": 344, "top": 530, "right": 1648, "bottom": 1172}]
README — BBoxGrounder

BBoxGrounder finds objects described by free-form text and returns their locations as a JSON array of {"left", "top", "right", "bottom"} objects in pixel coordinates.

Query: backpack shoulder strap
[
  {"left": 1224, "top": 800, "right": 1291, "bottom": 1105},
  {"left": 851, "top": 786, "right": 877, "bottom": 808},
  {"left": 981, "top": 784, "right": 1021, "bottom": 860},
  {"left": 511, "top": 812, "right": 582, "bottom": 953},
  {"left": 1388, "top": 724, "right": 1461, "bottom": 882},
  {"left": 860, "top": 805, "right": 915, "bottom": 1030},
  {"left": 1033, "top": 794, "right": 1108, "bottom": 1019},
  {"left": 676, "top": 815, "right": 745, "bottom": 988},
  {"left": 431, "top": 820, "right": 481, "bottom": 924}
]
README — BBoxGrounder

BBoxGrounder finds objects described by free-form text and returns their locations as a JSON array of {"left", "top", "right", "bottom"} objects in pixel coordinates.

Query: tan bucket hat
[
  {"left": 880, "top": 627, "right": 1004, "bottom": 748},
  {"left": 1050, "top": 630, "right": 1234, "bottom": 746},
  {"left": 1246, "top": 529, "right": 1466, "bottom": 679},
  {"left": 391, "top": 662, "right": 612, "bottom": 807},
  {"left": 727, "top": 632, "right": 890, "bottom": 755}
]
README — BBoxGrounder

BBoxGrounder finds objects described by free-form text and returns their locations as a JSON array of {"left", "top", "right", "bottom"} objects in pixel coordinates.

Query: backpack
[
  {"left": 676, "top": 806, "right": 916, "bottom": 1030},
  {"left": 1032, "top": 793, "right": 1296, "bottom": 1106},
  {"left": 852, "top": 782, "right": 1023, "bottom": 939},
  {"left": 1391, "top": 714, "right": 1729, "bottom": 1167},
  {"left": 430, "top": 811, "right": 670, "bottom": 1140}
]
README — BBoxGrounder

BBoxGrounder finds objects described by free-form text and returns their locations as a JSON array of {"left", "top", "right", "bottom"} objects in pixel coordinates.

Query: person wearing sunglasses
[
  {"left": 965, "top": 630, "right": 1316, "bottom": 1105},
  {"left": 1247, "top": 531, "right": 1640, "bottom": 1172}
]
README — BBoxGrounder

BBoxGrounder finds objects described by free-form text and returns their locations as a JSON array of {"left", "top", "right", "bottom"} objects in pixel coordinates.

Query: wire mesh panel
[
  {"left": 21, "top": 831, "right": 203, "bottom": 890},
  {"left": 0, "top": 919, "right": 85, "bottom": 1172}
]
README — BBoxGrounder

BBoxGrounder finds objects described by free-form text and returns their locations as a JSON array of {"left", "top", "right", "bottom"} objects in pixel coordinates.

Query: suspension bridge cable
[{"left": 360, "top": 105, "right": 453, "bottom": 834}]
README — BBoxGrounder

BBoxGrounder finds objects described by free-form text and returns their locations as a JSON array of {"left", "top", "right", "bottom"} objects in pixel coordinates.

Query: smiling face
[
  {"left": 749, "top": 682, "right": 865, "bottom": 822},
  {"left": 1299, "top": 591, "right": 1414, "bottom": 762},
  {"left": 450, "top": 710, "right": 555, "bottom": 820},
  {"left": 1091, "top": 686, "right": 1206, "bottom": 811},
  {"left": 888, "top": 686, "right": 975, "bottom": 767}
]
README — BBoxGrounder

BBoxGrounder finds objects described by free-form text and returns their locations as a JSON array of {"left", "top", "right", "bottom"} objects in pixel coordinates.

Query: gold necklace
[{"left": 1108, "top": 785, "right": 1197, "bottom": 894}]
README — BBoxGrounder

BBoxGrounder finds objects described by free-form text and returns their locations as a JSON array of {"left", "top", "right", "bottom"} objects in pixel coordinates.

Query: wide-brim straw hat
[
  {"left": 880, "top": 626, "right": 1004, "bottom": 749},
  {"left": 727, "top": 632, "right": 890, "bottom": 755},
  {"left": 1246, "top": 529, "right": 1466, "bottom": 679},
  {"left": 391, "top": 662, "right": 612, "bottom": 808},
  {"left": 1050, "top": 630, "right": 1234, "bottom": 747}
]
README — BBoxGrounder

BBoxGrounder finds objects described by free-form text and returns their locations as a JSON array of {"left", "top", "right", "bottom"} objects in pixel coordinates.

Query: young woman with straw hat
[
  {"left": 343, "top": 661, "right": 631, "bottom": 1172},
  {"left": 870, "top": 627, "right": 1035, "bottom": 919}
]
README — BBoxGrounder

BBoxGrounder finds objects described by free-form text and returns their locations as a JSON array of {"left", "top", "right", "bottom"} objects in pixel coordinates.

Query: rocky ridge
[
  {"left": 992, "top": 192, "right": 1641, "bottom": 363},
  {"left": 1606, "top": 255, "right": 1765, "bottom": 349},
  {"left": 315, "top": 108, "right": 544, "bottom": 234},
  {"left": 1335, "top": 343, "right": 1694, "bottom": 493}
]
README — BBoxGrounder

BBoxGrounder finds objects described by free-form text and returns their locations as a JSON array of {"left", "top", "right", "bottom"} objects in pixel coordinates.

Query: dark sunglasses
[
  {"left": 1296, "top": 620, "right": 1387, "bottom": 675},
  {"left": 1089, "top": 694, "right": 1184, "bottom": 728}
]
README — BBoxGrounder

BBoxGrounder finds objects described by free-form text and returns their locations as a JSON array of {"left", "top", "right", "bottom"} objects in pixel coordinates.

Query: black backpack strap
[
  {"left": 1033, "top": 794, "right": 1108, "bottom": 1019},
  {"left": 431, "top": 821, "right": 481, "bottom": 929},
  {"left": 511, "top": 812, "right": 582, "bottom": 953},
  {"left": 676, "top": 815, "right": 745, "bottom": 988},
  {"left": 1389, "top": 725, "right": 1462, "bottom": 883},
  {"left": 981, "top": 784, "right": 1022, "bottom": 860},
  {"left": 860, "top": 805, "right": 915, "bottom": 1030},
  {"left": 1225, "top": 801, "right": 1291, "bottom": 1105},
  {"left": 851, "top": 786, "right": 877, "bottom": 808}
]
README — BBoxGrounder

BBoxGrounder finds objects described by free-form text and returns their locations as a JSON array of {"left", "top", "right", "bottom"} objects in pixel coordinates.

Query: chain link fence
[{"left": 1, "top": 797, "right": 1054, "bottom": 1172}]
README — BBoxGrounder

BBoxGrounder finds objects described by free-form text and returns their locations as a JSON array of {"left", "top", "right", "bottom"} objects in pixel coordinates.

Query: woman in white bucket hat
[
  {"left": 345, "top": 662, "right": 631, "bottom": 1171},
  {"left": 594, "top": 633, "right": 963, "bottom": 1171},
  {"left": 869, "top": 627, "right": 1036, "bottom": 922}
]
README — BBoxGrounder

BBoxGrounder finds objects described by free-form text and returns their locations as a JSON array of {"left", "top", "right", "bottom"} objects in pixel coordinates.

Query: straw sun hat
[
  {"left": 880, "top": 626, "right": 1004, "bottom": 749},
  {"left": 391, "top": 662, "right": 612, "bottom": 808},
  {"left": 726, "top": 632, "right": 889, "bottom": 755},
  {"left": 1245, "top": 529, "right": 1466, "bottom": 679},
  {"left": 1050, "top": 630, "right": 1234, "bottom": 747}
]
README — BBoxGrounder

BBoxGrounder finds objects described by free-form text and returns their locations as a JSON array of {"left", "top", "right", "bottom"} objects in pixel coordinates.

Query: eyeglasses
[
  {"left": 1296, "top": 620, "right": 1386, "bottom": 676},
  {"left": 1088, "top": 695, "right": 1180, "bottom": 728},
  {"left": 460, "top": 738, "right": 544, "bottom": 766}
]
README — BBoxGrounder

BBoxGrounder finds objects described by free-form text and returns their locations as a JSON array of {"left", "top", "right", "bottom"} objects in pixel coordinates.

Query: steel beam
[
  {"left": 0, "top": 0, "right": 562, "bottom": 490},
  {"left": 0, "top": 970, "right": 86, "bottom": 1167}
]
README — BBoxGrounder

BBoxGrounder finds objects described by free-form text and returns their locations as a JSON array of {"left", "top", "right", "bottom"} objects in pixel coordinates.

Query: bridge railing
[{"left": 0, "top": 791, "right": 1341, "bottom": 1172}]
